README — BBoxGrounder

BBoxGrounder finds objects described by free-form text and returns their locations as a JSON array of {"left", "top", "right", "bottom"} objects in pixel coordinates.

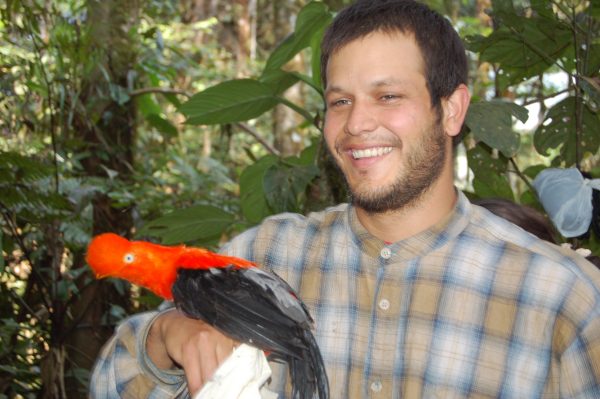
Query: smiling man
[
  {"left": 91, "top": 1, "right": 600, "bottom": 398},
  {"left": 322, "top": 28, "right": 468, "bottom": 241}
]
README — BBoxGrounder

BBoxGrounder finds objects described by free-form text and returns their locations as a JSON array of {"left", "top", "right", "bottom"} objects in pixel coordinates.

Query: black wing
[{"left": 172, "top": 266, "right": 329, "bottom": 399}]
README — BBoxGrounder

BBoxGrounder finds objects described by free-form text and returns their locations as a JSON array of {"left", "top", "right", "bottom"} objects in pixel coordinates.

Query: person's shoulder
[
  {"left": 260, "top": 203, "right": 350, "bottom": 229},
  {"left": 469, "top": 203, "right": 600, "bottom": 286},
  {"left": 221, "top": 203, "right": 350, "bottom": 257}
]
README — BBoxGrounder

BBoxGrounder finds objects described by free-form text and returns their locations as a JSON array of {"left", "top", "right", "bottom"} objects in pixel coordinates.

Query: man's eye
[
  {"left": 124, "top": 254, "right": 134, "bottom": 263},
  {"left": 329, "top": 99, "right": 350, "bottom": 107},
  {"left": 381, "top": 94, "right": 398, "bottom": 101}
]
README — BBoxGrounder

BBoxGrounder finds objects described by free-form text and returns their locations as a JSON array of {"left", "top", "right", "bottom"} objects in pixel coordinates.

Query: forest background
[{"left": 1, "top": 0, "right": 599, "bottom": 397}]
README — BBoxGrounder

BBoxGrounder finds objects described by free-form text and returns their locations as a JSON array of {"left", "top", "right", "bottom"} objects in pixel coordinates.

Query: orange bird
[
  {"left": 86, "top": 232, "right": 329, "bottom": 399},
  {"left": 86, "top": 232, "right": 254, "bottom": 300}
]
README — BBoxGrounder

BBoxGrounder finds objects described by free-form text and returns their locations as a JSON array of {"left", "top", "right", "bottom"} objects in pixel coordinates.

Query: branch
[
  {"left": 508, "top": 157, "right": 536, "bottom": 194},
  {"left": 234, "top": 122, "right": 280, "bottom": 156},
  {"left": 129, "top": 87, "right": 192, "bottom": 98},
  {"left": 520, "top": 88, "right": 571, "bottom": 107}
]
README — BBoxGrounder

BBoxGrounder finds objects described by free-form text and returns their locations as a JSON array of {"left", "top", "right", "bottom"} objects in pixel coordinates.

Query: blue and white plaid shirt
[{"left": 91, "top": 191, "right": 600, "bottom": 398}]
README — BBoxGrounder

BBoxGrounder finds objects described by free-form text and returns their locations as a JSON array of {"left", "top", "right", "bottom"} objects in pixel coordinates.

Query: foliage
[
  {"left": 167, "top": 0, "right": 600, "bottom": 247},
  {"left": 463, "top": 0, "right": 600, "bottom": 247}
]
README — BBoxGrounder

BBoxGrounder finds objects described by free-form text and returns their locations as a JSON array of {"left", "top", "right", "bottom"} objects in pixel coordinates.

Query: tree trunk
[{"left": 62, "top": 1, "right": 140, "bottom": 397}]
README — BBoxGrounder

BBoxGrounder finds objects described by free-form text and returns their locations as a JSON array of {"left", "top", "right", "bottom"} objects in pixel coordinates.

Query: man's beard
[{"left": 347, "top": 118, "right": 447, "bottom": 214}]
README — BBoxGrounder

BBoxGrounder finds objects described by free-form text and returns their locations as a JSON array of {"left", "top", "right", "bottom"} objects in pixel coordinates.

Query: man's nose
[{"left": 344, "top": 101, "right": 377, "bottom": 136}]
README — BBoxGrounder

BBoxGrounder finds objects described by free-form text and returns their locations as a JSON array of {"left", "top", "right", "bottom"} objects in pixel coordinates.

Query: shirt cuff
[{"left": 138, "top": 306, "right": 187, "bottom": 391}]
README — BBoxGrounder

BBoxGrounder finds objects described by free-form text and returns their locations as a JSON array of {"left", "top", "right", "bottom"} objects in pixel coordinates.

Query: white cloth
[
  {"left": 533, "top": 167, "right": 600, "bottom": 237},
  {"left": 194, "top": 344, "right": 277, "bottom": 399}
]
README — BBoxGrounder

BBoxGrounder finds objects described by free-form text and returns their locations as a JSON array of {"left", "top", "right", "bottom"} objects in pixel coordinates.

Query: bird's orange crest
[{"left": 86, "top": 233, "right": 256, "bottom": 300}]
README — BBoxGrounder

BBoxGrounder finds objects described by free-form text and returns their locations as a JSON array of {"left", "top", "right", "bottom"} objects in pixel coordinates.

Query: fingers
[
  {"left": 182, "top": 345, "right": 205, "bottom": 395},
  {"left": 157, "top": 309, "right": 239, "bottom": 396},
  {"left": 182, "top": 330, "right": 237, "bottom": 395}
]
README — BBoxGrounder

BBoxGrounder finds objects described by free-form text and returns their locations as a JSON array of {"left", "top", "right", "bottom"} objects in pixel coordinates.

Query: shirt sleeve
[
  {"left": 559, "top": 314, "right": 600, "bottom": 398},
  {"left": 89, "top": 308, "right": 189, "bottom": 399}
]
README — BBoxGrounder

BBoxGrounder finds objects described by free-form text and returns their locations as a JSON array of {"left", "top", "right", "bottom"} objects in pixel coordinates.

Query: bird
[{"left": 86, "top": 232, "right": 329, "bottom": 399}]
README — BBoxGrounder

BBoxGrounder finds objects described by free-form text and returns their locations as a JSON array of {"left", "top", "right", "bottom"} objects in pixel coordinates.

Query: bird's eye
[{"left": 123, "top": 253, "right": 134, "bottom": 263}]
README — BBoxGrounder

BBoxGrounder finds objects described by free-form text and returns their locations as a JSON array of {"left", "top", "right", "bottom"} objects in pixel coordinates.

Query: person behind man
[{"left": 90, "top": 0, "right": 600, "bottom": 397}]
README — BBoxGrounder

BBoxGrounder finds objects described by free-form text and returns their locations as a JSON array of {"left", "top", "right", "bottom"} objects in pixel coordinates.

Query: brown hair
[
  {"left": 474, "top": 198, "right": 558, "bottom": 243},
  {"left": 320, "top": 0, "right": 468, "bottom": 113}
]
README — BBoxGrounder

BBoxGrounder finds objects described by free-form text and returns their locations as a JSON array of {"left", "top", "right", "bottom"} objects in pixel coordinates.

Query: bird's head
[{"left": 86, "top": 233, "right": 136, "bottom": 279}]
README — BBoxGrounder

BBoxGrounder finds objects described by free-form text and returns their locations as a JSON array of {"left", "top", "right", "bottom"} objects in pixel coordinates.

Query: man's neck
[{"left": 354, "top": 179, "right": 458, "bottom": 243}]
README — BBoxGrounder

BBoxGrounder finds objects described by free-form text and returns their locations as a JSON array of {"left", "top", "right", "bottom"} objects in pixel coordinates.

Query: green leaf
[
  {"left": 136, "top": 94, "right": 162, "bottom": 117},
  {"left": 581, "top": 76, "right": 600, "bottom": 105},
  {"left": 466, "top": 13, "right": 570, "bottom": 85},
  {"left": 290, "top": 71, "right": 323, "bottom": 97},
  {"left": 138, "top": 204, "right": 235, "bottom": 245},
  {"left": 263, "top": 2, "right": 332, "bottom": 73},
  {"left": 239, "top": 155, "right": 278, "bottom": 223},
  {"left": 310, "top": 22, "right": 327, "bottom": 90},
  {"left": 534, "top": 96, "right": 600, "bottom": 165},
  {"left": 260, "top": 69, "right": 300, "bottom": 95},
  {"left": 263, "top": 162, "right": 319, "bottom": 214},
  {"left": 277, "top": 96, "right": 315, "bottom": 125},
  {"left": 529, "top": 0, "right": 555, "bottom": 19},
  {"left": 586, "top": 44, "right": 600, "bottom": 77},
  {"left": 180, "top": 79, "right": 279, "bottom": 125},
  {"left": 468, "top": 145, "right": 514, "bottom": 200},
  {"left": 146, "top": 114, "right": 178, "bottom": 138},
  {"left": 465, "top": 100, "right": 526, "bottom": 157},
  {"left": 523, "top": 164, "right": 547, "bottom": 180}
]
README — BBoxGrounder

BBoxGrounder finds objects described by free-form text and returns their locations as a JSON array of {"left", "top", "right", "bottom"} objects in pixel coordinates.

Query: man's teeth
[{"left": 351, "top": 147, "right": 393, "bottom": 160}]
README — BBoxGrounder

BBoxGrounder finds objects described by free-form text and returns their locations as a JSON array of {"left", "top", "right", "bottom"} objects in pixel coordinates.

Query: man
[{"left": 91, "top": 0, "right": 600, "bottom": 397}]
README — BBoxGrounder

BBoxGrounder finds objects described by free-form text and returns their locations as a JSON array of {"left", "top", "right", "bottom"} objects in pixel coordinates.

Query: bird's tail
[{"left": 288, "top": 329, "right": 329, "bottom": 399}]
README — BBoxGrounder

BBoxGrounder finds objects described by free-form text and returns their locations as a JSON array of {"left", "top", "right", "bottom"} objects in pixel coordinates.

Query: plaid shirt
[{"left": 91, "top": 191, "right": 600, "bottom": 398}]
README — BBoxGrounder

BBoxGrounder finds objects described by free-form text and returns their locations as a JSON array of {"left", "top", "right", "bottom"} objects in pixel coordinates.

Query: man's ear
[{"left": 442, "top": 84, "right": 471, "bottom": 138}]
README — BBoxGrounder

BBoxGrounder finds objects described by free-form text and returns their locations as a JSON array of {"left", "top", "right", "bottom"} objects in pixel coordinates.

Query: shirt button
[
  {"left": 379, "top": 298, "right": 390, "bottom": 311},
  {"left": 380, "top": 247, "right": 392, "bottom": 259},
  {"left": 370, "top": 380, "right": 383, "bottom": 393}
]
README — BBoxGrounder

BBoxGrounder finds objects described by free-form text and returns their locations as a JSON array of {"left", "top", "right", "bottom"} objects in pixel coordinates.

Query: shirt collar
[{"left": 347, "top": 190, "right": 471, "bottom": 262}]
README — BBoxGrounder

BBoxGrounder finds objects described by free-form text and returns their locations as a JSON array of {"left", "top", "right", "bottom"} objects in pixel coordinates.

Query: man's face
[{"left": 323, "top": 31, "right": 449, "bottom": 213}]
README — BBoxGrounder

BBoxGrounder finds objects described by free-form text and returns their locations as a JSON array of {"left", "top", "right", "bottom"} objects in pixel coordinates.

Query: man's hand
[{"left": 147, "top": 308, "right": 238, "bottom": 396}]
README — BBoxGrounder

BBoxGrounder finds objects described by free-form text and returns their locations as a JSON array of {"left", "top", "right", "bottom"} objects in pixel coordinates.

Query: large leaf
[
  {"left": 466, "top": 9, "right": 570, "bottom": 85},
  {"left": 179, "top": 79, "right": 279, "bottom": 125},
  {"left": 534, "top": 96, "right": 600, "bottom": 166},
  {"left": 260, "top": 69, "right": 300, "bottom": 95},
  {"left": 239, "top": 155, "right": 279, "bottom": 224},
  {"left": 465, "top": 100, "right": 527, "bottom": 157},
  {"left": 137, "top": 204, "right": 235, "bottom": 245},
  {"left": 263, "top": 2, "right": 332, "bottom": 74},
  {"left": 310, "top": 22, "right": 328, "bottom": 91},
  {"left": 468, "top": 145, "right": 514, "bottom": 200},
  {"left": 264, "top": 162, "right": 319, "bottom": 214}
]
